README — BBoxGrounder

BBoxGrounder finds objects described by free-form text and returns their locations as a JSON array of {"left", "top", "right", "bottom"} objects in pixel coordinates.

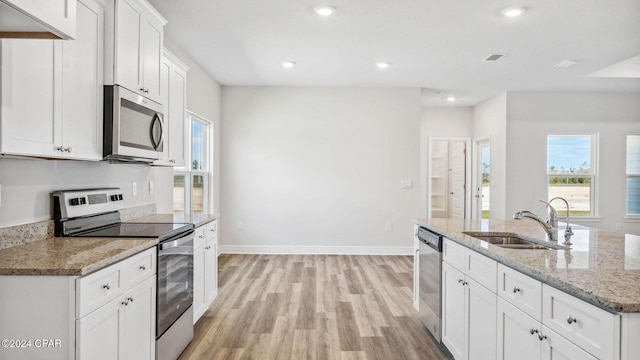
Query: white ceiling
[{"left": 147, "top": 0, "right": 640, "bottom": 106}]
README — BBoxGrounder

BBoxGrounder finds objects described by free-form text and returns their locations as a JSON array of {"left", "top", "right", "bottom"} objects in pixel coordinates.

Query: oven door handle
[{"left": 158, "top": 232, "right": 194, "bottom": 250}]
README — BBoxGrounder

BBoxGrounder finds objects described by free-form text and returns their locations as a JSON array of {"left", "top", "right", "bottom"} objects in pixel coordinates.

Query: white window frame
[
  {"left": 174, "top": 111, "right": 213, "bottom": 214},
  {"left": 626, "top": 134, "right": 640, "bottom": 219},
  {"left": 547, "top": 133, "right": 598, "bottom": 219}
]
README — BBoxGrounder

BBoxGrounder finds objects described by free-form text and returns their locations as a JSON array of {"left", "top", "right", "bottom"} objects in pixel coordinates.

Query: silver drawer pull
[
  {"left": 529, "top": 328, "right": 538, "bottom": 335},
  {"left": 566, "top": 316, "right": 577, "bottom": 324},
  {"left": 103, "top": 283, "right": 111, "bottom": 290},
  {"left": 198, "top": 235, "right": 204, "bottom": 239},
  {"left": 458, "top": 279, "right": 464, "bottom": 284},
  {"left": 205, "top": 246, "right": 211, "bottom": 250},
  {"left": 139, "top": 265, "right": 146, "bottom": 270},
  {"left": 512, "top": 287, "right": 521, "bottom": 293},
  {"left": 122, "top": 300, "right": 129, "bottom": 306},
  {"left": 538, "top": 333, "right": 547, "bottom": 341},
  {"left": 127, "top": 297, "right": 133, "bottom": 303}
]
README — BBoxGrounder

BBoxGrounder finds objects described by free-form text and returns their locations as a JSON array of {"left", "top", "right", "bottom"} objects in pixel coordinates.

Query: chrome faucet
[
  {"left": 548, "top": 197, "right": 574, "bottom": 245},
  {"left": 513, "top": 208, "right": 558, "bottom": 241}
]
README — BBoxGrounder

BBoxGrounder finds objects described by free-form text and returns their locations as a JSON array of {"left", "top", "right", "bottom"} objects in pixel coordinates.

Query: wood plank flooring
[{"left": 179, "top": 254, "right": 452, "bottom": 360}]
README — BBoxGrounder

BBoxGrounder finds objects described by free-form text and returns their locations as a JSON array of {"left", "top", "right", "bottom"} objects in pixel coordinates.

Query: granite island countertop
[
  {"left": 0, "top": 237, "right": 158, "bottom": 276},
  {"left": 415, "top": 218, "right": 640, "bottom": 313}
]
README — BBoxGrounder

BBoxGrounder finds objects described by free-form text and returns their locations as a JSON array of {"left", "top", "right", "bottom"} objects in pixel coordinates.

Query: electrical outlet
[
  {"left": 385, "top": 223, "right": 393, "bottom": 232},
  {"left": 132, "top": 181, "right": 137, "bottom": 196},
  {"left": 149, "top": 181, "right": 154, "bottom": 194},
  {"left": 238, "top": 221, "right": 245, "bottom": 231},
  {"left": 615, "top": 223, "right": 622, "bottom": 232}
]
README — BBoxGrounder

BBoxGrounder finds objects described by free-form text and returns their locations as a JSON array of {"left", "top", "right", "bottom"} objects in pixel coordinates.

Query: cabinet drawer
[
  {"left": 498, "top": 264, "right": 542, "bottom": 321},
  {"left": 443, "top": 238, "right": 465, "bottom": 271},
  {"left": 122, "top": 247, "right": 156, "bottom": 290},
  {"left": 542, "top": 284, "right": 619, "bottom": 359},
  {"left": 465, "top": 249, "right": 497, "bottom": 292},
  {"left": 206, "top": 220, "right": 217, "bottom": 242},
  {"left": 77, "top": 263, "right": 123, "bottom": 317},
  {"left": 194, "top": 225, "right": 206, "bottom": 249}
]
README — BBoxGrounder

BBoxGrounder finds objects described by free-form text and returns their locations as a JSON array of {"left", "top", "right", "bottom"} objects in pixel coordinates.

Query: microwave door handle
[{"left": 150, "top": 113, "right": 164, "bottom": 150}]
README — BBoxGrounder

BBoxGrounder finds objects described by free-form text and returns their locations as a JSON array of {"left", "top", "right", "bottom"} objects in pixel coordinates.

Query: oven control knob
[
  {"left": 79, "top": 197, "right": 86, "bottom": 205},
  {"left": 110, "top": 195, "right": 118, "bottom": 201},
  {"left": 118, "top": 194, "right": 123, "bottom": 201},
  {"left": 70, "top": 198, "right": 79, "bottom": 206}
]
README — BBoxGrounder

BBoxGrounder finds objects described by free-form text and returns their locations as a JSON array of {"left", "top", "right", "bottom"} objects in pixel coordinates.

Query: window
[
  {"left": 547, "top": 134, "right": 596, "bottom": 216},
  {"left": 173, "top": 113, "right": 212, "bottom": 214},
  {"left": 627, "top": 135, "right": 640, "bottom": 216}
]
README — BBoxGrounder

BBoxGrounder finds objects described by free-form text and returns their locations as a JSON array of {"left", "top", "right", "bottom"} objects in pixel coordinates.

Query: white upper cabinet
[
  {"left": 0, "top": 0, "right": 76, "bottom": 39},
  {"left": 106, "top": 0, "right": 166, "bottom": 103},
  {"left": 0, "top": 0, "right": 103, "bottom": 160},
  {"left": 154, "top": 49, "right": 188, "bottom": 166}
]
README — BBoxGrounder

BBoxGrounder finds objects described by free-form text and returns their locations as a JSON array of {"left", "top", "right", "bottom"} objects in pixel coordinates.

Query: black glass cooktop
[{"left": 72, "top": 222, "right": 193, "bottom": 242}]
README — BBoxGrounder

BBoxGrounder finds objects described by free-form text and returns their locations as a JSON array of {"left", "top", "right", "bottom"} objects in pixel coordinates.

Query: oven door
[{"left": 157, "top": 231, "right": 194, "bottom": 337}]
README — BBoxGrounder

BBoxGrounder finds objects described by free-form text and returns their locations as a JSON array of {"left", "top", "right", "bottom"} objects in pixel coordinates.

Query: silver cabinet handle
[
  {"left": 55, "top": 146, "right": 64, "bottom": 152},
  {"left": 198, "top": 235, "right": 204, "bottom": 239},
  {"left": 567, "top": 316, "right": 577, "bottom": 324},
  {"left": 529, "top": 328, "right": 538, "bottom": 335},
  {"left": 513, "top": 287, "right": 521, "bottom": 293},
  {"left": 458, "top": 279, "right": 464, "bottom": 284},
  {"left": 103, "top": 283, "right": 111, "bottom": 290},
  {"left": 122, "top": 300, "right": 129, "bottom": 306},
  {"left": 205, "top": 246, "right": 211, "bottom": 250},
  {"left": 139, "top": 265, "right": 146, "bottom": 270},
  {"left": 538, "top": 333, "right": 547, "bottom": 341},
  {"left": 127, "top": 297, "right": 133, "bottom": 303},
  {"left": 66, "top": 147, "right": 72, "bottom": 153},
  {"left": 139, "top": 87, "right": 145, "bottom": 92}
]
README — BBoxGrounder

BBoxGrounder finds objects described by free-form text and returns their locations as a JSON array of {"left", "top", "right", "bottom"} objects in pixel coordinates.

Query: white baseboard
[{"left": 218, "top": 244, "right": 413, "bottom": 256}]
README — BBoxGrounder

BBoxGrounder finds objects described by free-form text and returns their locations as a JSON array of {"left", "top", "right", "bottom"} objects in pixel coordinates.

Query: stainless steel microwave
[{"left": 103, "top": 85, "right": 164, "bottom": 162}]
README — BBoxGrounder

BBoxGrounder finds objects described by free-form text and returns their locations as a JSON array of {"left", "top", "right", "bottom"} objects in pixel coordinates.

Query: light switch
[{"left": 401, "top": 180, "right": 413, "bottom": 189}]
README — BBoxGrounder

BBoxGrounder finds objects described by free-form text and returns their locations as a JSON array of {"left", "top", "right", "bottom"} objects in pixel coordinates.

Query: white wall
[
  {"left": 419, "top": 107, "right": 473, "bottom": 217},
  {"left": 506, "top": 92, "right": 640, "bottom": 235},
  {"left": 159, "top": 37, "right": 222, "bottom": 215},
  {"left": 0, "top": 158, "right": 160, "bottom": 227},
  {"left": 473, "top": 93, "right": 508, "bottom": 219},
  {"left": 220, "top": 87, "right": 421, "bottom": 254}
]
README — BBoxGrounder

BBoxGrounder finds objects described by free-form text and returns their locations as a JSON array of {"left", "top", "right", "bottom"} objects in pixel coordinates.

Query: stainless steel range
[{"left": 53, "top": 188, "right": 195, "bottom": 360}]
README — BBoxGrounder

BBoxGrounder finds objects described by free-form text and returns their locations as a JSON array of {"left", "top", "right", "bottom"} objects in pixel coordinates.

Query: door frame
[
  {"left": 472, "top": 138, "right": 491, "bottom": 219},
  {"left": 427, "top": 137, "right": 472, "bottom": 219}
]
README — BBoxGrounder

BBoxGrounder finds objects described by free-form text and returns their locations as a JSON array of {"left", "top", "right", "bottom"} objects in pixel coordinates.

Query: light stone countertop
[
  {"left": 129, "top": 213, "right": 216, "bottom": 228},
  {"left": 0, "top": 237, "right": 157, "bottom": 276},
  {"left": 416, "top": 218, "right": 640, "bottom": 313}
]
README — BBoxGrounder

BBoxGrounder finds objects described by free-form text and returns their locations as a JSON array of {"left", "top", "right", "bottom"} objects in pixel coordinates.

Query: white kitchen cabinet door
[
  {"left": 60, "top": 0, "right": 103, "bottom": 160},
  {"left": 76, "top": 295, "right": 123, "bottom": 360},
  {"left": 413, "top": 236, "right": 420, "bottom": 311},
  {"left": 193, "top": 242, "right": 205, "bottom": 323},
  {"left": 154, "top": 49, "right": 187, "bottom": 166},
  {"left": 113, "top": 0, "right": 164, "bottom": 103},
  {"left": 1, "top": 0, "right": 77, "bottom": 39},
  {"left": 467, "top": 277, "right": 497, "bottom": 360},
  {"left": 1, "top": 0, "right": 103, "bottom": 160},
  {"left": 497, "top": 298, "right": 541, "bottom": 360},
  {"left": 442, "top": 261, "right": 466, "bottom": 360},
  {"left": 204, "top": 239, "right": 217, "bottom": 305},
  {"left": 121, "top": 276, "right": 156, "bottom": 360},
  {"left": 140, "top": 16, "right": 162, "bottom": 101},
  {"left": 541, "top": 326, "right": 597, "bottom": 360},
  {"left": 0, "top": 39, "right": 59, "bottom": 157}
]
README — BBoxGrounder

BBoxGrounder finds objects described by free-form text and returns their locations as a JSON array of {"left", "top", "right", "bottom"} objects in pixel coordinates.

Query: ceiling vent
[{"left": 483, "top": 54, "right": 506, "bottom": 62}]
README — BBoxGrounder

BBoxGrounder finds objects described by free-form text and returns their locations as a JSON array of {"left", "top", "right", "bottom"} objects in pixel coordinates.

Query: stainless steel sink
[{"left": 462, "top": 232, "right": 555, "bottom": 250}]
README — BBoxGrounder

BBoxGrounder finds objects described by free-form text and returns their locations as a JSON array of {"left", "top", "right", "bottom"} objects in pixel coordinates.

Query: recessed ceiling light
[
  {"left": 282, "top": 61, "right": 296, "bottom": 68},
  {"left": 447, "top": 96, "right": 456, "bottom": 102},
  {"left": 314, "top": 5, "right": 336, "bottom": 16},
  {"left": 553, "top": 59, "right": 583, "bottom": 68},
  {"left": 376, "top": 62, "right": 390, "bottom": 69},
  {"left": 501, "top": 7, "right": 525, "bottom": 17}
]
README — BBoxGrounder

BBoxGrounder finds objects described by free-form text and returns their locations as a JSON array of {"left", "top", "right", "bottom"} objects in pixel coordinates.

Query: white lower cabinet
[
  {"left": 77, "top": 275, "right": 156, "bottom": 360},
  {"left": 193, "top": 220, "right": 218, "bottom": 323},
  {"left": 498, "top": 298, "right": 596, "bottom": 360},
  {"left": 413, "top": 224, "right": 420, "bottom": 310},
  {"left": 442, "top": 238, "right": 497, "bottom": 360}
]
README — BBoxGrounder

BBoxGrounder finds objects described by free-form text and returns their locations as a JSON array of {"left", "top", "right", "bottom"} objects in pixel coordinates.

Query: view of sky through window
[{"left": 547, "top": 135, "right": 591, "bottom": 173}]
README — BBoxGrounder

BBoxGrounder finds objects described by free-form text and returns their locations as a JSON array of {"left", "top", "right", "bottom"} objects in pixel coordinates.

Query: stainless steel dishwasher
[{"left": 417, "top": 226, "right": 443, "bottom": 342}]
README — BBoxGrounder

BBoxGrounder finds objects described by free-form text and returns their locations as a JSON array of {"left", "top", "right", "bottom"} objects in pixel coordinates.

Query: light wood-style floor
[{"left": 179, "top": 254, "right": 452, "bottom": 360}]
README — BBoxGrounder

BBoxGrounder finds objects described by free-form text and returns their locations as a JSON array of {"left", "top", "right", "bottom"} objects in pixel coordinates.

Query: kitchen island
[{"left": 414, "top": 218, "right": 640, "bottom": 360}]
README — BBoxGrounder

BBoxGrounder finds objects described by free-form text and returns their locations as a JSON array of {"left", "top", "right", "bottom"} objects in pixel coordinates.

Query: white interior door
[
  {"left": 449, "top": 141, "right": 466, "bottom": 218},
  {"left": 475, "top": 140, "right": 490, "bottom": 219}
]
